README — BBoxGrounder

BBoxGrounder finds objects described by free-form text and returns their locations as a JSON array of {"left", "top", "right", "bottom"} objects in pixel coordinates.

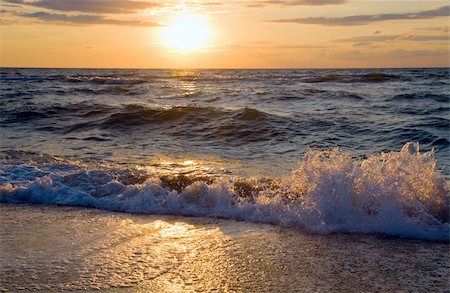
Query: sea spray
[{"left": 278, "top": 142, "right": 448, "bottom": 239}]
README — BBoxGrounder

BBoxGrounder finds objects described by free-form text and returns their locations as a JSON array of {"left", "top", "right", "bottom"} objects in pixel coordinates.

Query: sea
[{"left": 0, "top": 68, "right": 449, "bottom": 291}]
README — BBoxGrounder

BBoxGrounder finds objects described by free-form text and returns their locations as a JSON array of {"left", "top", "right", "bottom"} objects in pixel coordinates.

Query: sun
[{"left": 161, "top": 13, "right": 212, "bottom": 53}]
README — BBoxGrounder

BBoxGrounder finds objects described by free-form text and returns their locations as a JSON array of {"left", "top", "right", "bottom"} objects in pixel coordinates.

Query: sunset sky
[{"left": 0, "top": 0, "right": 448, "bottom": 68}]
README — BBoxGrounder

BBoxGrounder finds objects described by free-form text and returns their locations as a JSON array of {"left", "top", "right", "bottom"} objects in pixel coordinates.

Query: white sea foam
[{"left": 0, "top": 143, "right": 448, "bottom": 241}]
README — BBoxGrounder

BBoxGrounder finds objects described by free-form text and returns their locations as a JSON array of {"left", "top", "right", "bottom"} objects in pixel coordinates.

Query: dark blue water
[
  {"left": 0, "top": 68, "right": 449, "bottom": 240},
  {"left": 1, "top": 68, "right": 448, "bottom": 175}
]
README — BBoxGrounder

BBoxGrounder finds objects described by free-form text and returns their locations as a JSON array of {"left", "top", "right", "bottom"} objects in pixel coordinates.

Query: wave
[
  {"left": 389, "top": 93, "right": 449, "bottom": 103},
  {"left": 3, "top": 101, "right": 448, "bottom": 151},
  {"left": 275, "top": 90, "right": 364, "bottom": 101},
  {"left": 301, "top": 73, "right": 400, "bottom": 83},
  {"left": 409, "top": 117, "right": 449, "bottom": 130},
  {"left": 1, "top": 103, "right": 115, "bottom": 124},
  {"left": 58, "top": 75, "right": 148, "bottom": 85},
  {"left": 2, "top": 103, "right": 278, "bottom": 124},
  {"left": 71, "top": 105, "right": 288, "bottom": 142},
  {"left": 0, "top": 143, "right": 448, "bottom": 241},
  {"left": 100, "top": 104, "right": 222, "bottom": 127},
  {"left": 0, "top": 73, "right": 149, "bottom": 85}
]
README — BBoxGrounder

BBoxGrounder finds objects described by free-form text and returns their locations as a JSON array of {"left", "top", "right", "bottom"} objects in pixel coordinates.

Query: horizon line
[{"left": 1, "top": 66, "right": 449, "bottom": 70}]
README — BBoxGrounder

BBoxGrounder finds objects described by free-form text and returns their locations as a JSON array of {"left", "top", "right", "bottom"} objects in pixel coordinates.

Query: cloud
[
  {"left": 334, "top": 35, "right": 400, "bottom": 42},
  {"left": 273, "top": 44, "right": 329, "bottom": 49},
  {"left": 327, "top": 48, "right": 448, "bottom": 60},
  {"left": 0, "top": 2, "right": 23, "bottom": 8},
  {"left": 389, "top": 48, "right": 449, "bottom": 57},
  {"left": 268, "top": 5, "right": 449, "bottom": 26},
  {"left": 19, "top": 11, "right": 161, "bottom": 26},
  {"left": 191, "top": 1, "right": 223, "bottom": 5},
  {"left": 412, "top": 26, "right": 449, "bottom": 33},
  {"left": 211, "top": 42, "right": 328, "bottom": 51},
  {"left": 401, "top": 35, "right": 449, "bottom": 41},
  {"left": 334, "top": 34, "right": 449, "bottom": 43},
  {"left": 3, "top": 0, "right": 161, "bottom": 14},
  {"left": 246, "top": 0, "right": 345, "bottom": 7}
]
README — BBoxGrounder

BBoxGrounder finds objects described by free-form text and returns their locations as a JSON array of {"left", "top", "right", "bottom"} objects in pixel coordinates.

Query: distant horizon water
[{"left": 2, "top": 66, "right": 449, "bottom": 70}]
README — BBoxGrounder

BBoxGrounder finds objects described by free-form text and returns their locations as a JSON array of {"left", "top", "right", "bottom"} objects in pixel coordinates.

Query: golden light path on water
[{"left": 1, "top": 204, "right": 448, "bottom": 292}]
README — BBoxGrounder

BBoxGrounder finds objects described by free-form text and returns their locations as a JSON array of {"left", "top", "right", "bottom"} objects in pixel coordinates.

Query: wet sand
[{"left": 0, "top": 204, "right": 448, "bottom": 292}]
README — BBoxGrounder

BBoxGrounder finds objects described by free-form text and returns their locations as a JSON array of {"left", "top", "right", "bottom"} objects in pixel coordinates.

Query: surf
[{"left": 1, "top": 143, "right": 448, "bottom": 241}]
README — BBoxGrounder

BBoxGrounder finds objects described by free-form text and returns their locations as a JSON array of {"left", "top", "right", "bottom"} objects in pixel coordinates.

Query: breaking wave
[{"left": 1, "top": 143, "right": 448, "bottom": 241}]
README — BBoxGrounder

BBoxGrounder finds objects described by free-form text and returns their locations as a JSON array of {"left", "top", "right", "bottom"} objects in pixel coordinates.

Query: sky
[{"left": 0, "top": 0, "right": 448, "bottom": 68}]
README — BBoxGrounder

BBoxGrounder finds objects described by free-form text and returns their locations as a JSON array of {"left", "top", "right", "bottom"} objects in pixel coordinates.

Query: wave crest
[
  {"left": 96, "top": 105, "right": 286, "bottom": 142},
  {"left": 286, "top": 143, "right": 448, "bottom": 231}
]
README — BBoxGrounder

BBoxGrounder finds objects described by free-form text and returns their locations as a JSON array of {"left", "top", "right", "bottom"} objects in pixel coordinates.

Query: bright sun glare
[{"left": 162, "top": 13, "right": 212, "bottom": 53}]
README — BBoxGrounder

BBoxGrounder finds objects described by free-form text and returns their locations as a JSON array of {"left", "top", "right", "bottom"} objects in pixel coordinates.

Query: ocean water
[
  {"left": 0, "top": 68, "right": 449, "bottom": 240},
  {"left": 0, "top": 68, "right": 449, "bottom": 291}
]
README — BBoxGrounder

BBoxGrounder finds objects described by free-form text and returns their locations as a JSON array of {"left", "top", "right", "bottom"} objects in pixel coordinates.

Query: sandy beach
[{"left": 1, "top": 204, "right": 448, "bottom": 292}]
